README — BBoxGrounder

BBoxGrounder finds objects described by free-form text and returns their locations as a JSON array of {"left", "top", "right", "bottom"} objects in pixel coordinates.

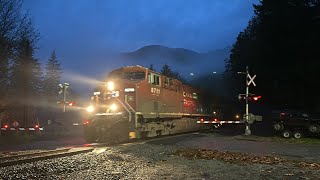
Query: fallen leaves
[{"left": 175, "top": 148, "right": 320, "bottom": 170}]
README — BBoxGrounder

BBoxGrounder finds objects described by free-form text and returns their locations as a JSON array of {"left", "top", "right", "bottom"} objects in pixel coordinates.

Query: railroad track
[
  {"left": 0, "top": 147, "right": 94, "bottom": 167},
  {"left": 0, "top": 132, "right": 201, "bottom": 168}
]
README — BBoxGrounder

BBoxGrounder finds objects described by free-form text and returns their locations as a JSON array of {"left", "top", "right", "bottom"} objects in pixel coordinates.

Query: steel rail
[
  {"left": 0, "top": 131, "right": 203, "bottom": 168},
  {"left": 0, "top": 147, "right": 93, "bottom": 167}
]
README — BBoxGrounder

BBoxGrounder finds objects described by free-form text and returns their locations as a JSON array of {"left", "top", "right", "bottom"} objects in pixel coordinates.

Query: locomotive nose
[
  {"left": 110, "top": 103, "right": 117, "bottom": 111},
  {"left": 105, "top": 81, "right": 114, "bottom": 91},
  {"left": 86, "top": 105, "right": 95, "bottom": 113}
]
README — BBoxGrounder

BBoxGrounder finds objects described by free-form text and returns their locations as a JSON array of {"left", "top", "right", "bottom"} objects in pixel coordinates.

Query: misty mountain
[
  {"left": 62, "top": 45, "right": 231, "bottom": 98},
  {"left": 120, "top": 45, "right": 231, "bottom": 78},
  {"left": 124, "top": 45, "right": 200, "bottom": 64}
]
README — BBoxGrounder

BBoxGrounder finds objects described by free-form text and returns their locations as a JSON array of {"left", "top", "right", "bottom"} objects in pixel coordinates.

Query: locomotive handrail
[
  {"left": 124, "top": 95, "right": 136, "bottom": 113},
  {"left": 134, "top": 112, "right": 213, "bottom": 119},
  {"left": 125, "top": 95, "right": 137, "bottom": 128},
  {"left": 115, "top": 97, "right": 132, "bottom": 124}
]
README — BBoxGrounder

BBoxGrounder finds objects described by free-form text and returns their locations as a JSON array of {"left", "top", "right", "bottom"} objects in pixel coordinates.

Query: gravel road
[{"left": 0, "top": 136, "right": 319, "bottom": 180}]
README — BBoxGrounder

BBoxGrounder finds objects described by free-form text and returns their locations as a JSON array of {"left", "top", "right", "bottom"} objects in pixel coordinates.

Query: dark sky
[{"left": 23, "top": 0, "right": 258, "bottom": 96}]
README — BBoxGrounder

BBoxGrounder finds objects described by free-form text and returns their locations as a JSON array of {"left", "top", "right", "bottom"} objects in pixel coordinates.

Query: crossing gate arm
[
  {"left": 197, "top": 120, "right": 245, "bottom": 124},
  {"left": 0, "top": 127, "right": 44, "bottom": 131}
]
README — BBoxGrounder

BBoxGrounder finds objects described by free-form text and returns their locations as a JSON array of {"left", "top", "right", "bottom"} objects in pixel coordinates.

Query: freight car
[{"left": 83, "top": 65, "right": 216, "bottom": 143}]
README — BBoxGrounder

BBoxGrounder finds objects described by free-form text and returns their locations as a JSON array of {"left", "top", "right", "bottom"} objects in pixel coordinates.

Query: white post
[
  {"left": 245, "top": 66, "right": 251, "bottom": 135},
  {"left": 63, "top": 85, "right": 66, "bottom": 113}
]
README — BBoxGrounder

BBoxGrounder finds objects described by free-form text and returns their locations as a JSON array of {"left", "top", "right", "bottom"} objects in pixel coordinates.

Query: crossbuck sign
[{"left": 247, "top": 74, "right": 256, "bottom": 86}]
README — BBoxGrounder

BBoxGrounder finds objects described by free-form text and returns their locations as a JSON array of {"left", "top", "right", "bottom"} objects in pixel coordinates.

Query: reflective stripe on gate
[
  {"left": 0, "top": 128, "right": 44, "bottom": 131},
  {"left": 197, "top": 120, "right": 245, "bottom": 124}
]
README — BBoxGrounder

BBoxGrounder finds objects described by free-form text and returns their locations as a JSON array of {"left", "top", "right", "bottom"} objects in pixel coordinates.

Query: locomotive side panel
[
  {"left": 135, "top": 69, "right": 186, "bottom": 118},
  {"left": 160, "top": 77, "right": 184, "bottom": 114},
  {"left": 135, "top": 76, "right": 162, "bottom": 116},
  {"left": 182, "top": 85, "right": 202, "bottom": 114}
]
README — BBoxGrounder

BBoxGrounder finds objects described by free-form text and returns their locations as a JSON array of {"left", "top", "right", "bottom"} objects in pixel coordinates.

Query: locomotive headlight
[
  {"left": 110, "top": 103, "right": 117, "bottom": 111},
  {"left": 86, "top": 105, "right": 95, "bottom": 113},
  {"left": 106, "top": 81, "right": 114, "bottom": 91}
]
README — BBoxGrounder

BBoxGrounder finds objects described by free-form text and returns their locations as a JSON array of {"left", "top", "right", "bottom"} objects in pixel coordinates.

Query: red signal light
[
  {"left": 253, "top": 96, "right": 262, "bottom": 101},
  {"left": 68, "top": 102, "right": 75, "bottom": 106},
  {"left": 35, "top": 124, "right": 39, "bottom": 128},
  {"left": 4, "top": 125, "right": 8, "bottom": 128}
]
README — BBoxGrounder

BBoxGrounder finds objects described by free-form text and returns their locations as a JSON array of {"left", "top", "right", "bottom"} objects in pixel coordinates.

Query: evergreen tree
[
  {"left": 66, "top": 87, "right": 80, "bottom": 104},
  {"left": 44, "top": 50, "right": 62, "bottom": 103},
  {"left": 149, "top": 64, "right": 154, "bottom": 71},
  {"left": 160, "top": 64, "right": 172, "bottom": 77},
  {"left": 0, "top": 0, "right": 34, "bottom": 105},
  {"left": 160, "top": 64, "right": 186, "bottom": 83},
  {"left": 225, "top": 0, "right": 320, "bottom": 111},
  {"left": 9, "top": 38, "right": 42, "bottom": 126}
]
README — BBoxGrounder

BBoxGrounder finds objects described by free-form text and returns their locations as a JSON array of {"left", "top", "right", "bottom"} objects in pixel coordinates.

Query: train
[{"left": 83, "top": 65, "right": 218, "bottom": 143}]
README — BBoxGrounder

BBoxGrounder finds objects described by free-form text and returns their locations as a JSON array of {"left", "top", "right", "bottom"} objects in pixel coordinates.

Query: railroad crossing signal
[
  {"left": 237, "top": 66, "right": 258, "bottom": 136},
  {"left": 58, "top": 84, "right": 63, "bottom": 94},
  {"left": 68, "top": 102, "right": 75, "bottom": 106},
  {"left": 58, "top": 82, "right": 70, "bottom": 112},
  {"left": 58, "top": 83, "right": 69, "bottom": 94},
  {"left": 238, "top": 94, "right": 262, "bottom": 101},
  {"left": 57, "top": 101, "right": 75, "bottom": 106},
  {"left": 253, "top": 96, "right": 261, "bottom": 101},
  {"left": 247, "top": 74, "right": 256, "bottom": 86}
]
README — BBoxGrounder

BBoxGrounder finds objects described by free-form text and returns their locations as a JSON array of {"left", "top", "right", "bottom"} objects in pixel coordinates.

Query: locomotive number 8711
[{"left": 83, "top": 65, "right": 213, "bottom": 143}]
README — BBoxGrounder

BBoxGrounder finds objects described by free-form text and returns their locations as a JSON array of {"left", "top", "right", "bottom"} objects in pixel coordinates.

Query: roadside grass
[
  {"left": 234, "top": 135, "right": 320, "bottom": 145},
  {"left": 0, "top": 133, "right": 36, "bottom": 145}
]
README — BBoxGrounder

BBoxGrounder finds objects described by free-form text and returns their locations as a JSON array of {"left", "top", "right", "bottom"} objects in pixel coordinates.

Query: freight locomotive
[{"left": 83, "top": 65, "right": 216, "bottom": 143}]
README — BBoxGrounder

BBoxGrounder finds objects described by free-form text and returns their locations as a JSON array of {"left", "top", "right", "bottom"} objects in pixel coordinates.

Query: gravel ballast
[{"left": 0, "top": 142, "right": 319, "bottom": 180}]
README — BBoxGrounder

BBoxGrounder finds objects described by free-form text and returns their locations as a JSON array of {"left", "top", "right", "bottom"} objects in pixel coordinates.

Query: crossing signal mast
[
  {"left": 58, "top": 82, "right": 70, "bottom": 112},
  {"left": 238, "top": 66, "right": 260, "bottom": 136}
]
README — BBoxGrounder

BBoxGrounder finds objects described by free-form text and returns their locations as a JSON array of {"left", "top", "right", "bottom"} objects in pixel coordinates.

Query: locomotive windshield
[
  {"left": 107, "top": 71, "right": 145, "bottom": 80},
  {"left": 123, "top": 72, "right": 145, "bottom": 80}
]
